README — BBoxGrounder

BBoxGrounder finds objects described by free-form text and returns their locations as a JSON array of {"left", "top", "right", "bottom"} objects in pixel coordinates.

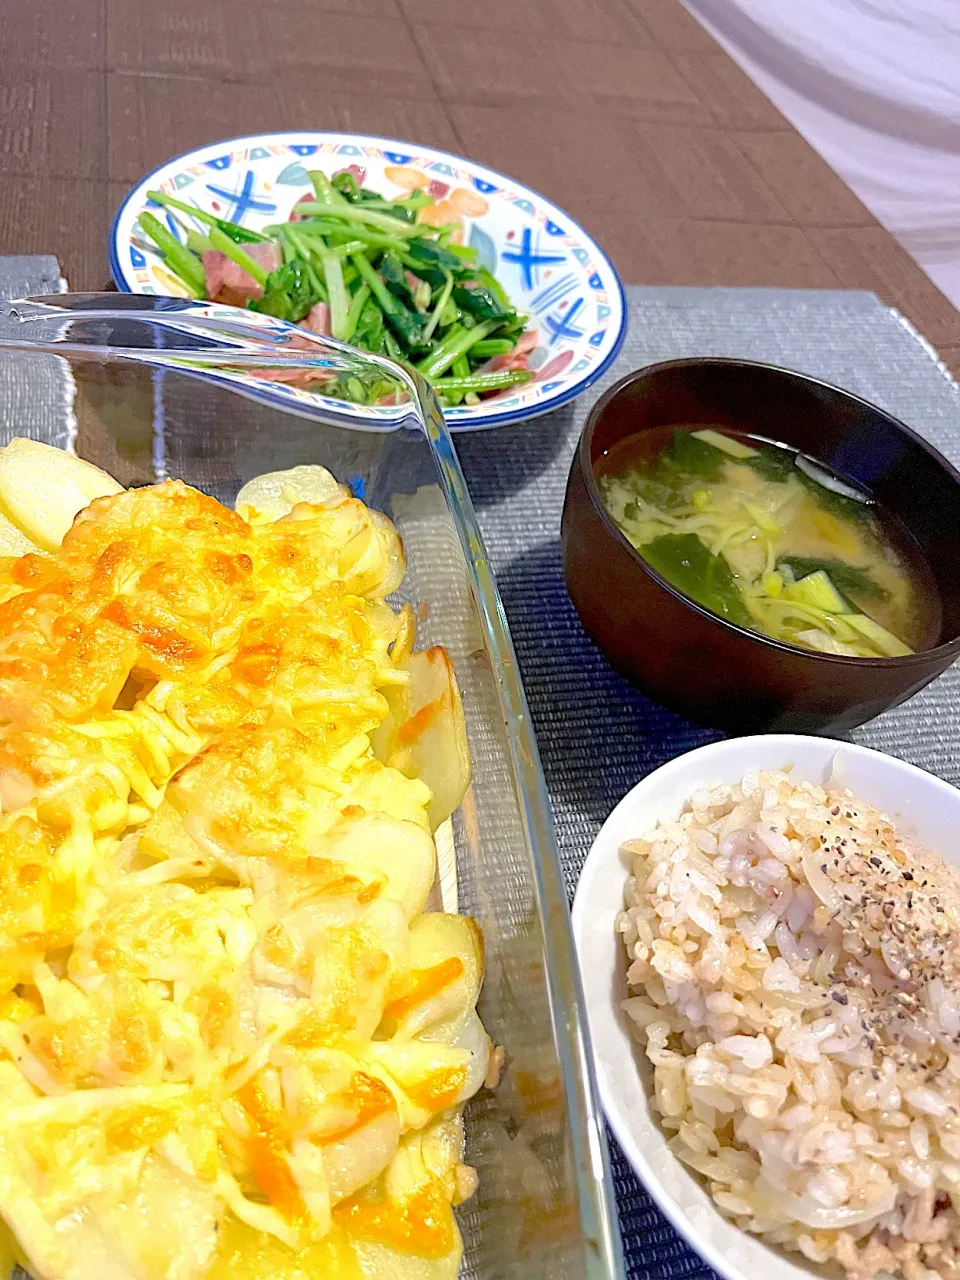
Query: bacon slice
[
  {"left": 476, "top": 329, "right": 539, "bottom": 376},
  {"left": 288, "top": 192, "right": 315, "bottom": 223},
  {"left": 202, "top": 242, "right": 282, "bottom": 304},
  {"left": 301, "top": 302, "right": 331, "bottom": 336}
]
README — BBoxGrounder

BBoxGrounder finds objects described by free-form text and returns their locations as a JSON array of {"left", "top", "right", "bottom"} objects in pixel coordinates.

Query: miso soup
[{"left": 597, "top": 426, "right": 940, "bottom": 658}]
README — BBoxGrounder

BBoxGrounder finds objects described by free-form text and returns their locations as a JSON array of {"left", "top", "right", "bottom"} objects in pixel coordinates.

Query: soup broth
[{"left": 597, "top": 426, "right": 941, "bottom": 658}]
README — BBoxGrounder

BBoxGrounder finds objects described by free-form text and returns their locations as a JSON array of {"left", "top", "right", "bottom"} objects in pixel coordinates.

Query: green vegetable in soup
[
  {"left": 776, "top": 556, "right": 890, "bottom": 604},
  {"left": 641, "top": 533, "right": 753, "bottom": 628},
  {"left": 662, "top": 429, "right": 727, "bottom": 481},
  {"left": 743, "top": 444, "right": 797, "bottom": 482}
]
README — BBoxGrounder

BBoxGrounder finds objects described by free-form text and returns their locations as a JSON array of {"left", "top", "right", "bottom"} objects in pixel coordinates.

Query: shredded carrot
[
  {"left": 382, "top": 956, "right": 463, "bottom": 1023},
  {"left": 335, "top": 1181, "right": 454, "bottom": 1258},
  {"left": 236, "top": 1078, "right": 306, "bottom": 1226}
]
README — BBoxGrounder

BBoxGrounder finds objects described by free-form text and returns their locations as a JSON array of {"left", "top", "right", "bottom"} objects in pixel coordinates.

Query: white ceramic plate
[
  {"left": 572, "top": 734, "right": 960, "bottom": 1280},
  {"left": 109, "top": 131, "right": 627, "bottom": 431}
]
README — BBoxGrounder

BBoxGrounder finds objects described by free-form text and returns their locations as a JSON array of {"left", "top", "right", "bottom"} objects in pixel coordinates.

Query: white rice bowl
[{"left": 573, "top": 736, "right": 960, "bottom": 1280}]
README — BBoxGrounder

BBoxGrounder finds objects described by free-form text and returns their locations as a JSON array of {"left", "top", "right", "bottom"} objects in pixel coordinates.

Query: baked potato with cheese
[{"left": 0, "top": 446, "right": 486, "bottom": 1280}]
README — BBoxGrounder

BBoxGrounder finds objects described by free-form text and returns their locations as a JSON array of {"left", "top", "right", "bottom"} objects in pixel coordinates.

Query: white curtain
[{"left": 684, "top": 0, "right": 960, "bottom": 308}]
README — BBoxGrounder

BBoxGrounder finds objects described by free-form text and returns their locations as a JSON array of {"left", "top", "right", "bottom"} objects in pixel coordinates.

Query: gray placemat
[
  {"left": 454, "top": 285, "right": 960, "bottom": 1279},
  {"left": 0, "top": 257, "right": 73, "bottom": 454},
  {"left": 2, "top": 261, "right": 960, "bottom": 1280}
]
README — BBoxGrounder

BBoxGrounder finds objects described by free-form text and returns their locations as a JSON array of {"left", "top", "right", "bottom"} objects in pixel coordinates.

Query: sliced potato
[
  {"left": 207, "top": 1216, "right": 364, "bottom": 1279},
  {"left": 336, "top": 510, "right": 406, "bottom": 600},
  {"left": 371, "top": 647, "right": 471, "bottom": 831},
  {"left": 0, "top": 508, "right": 39, "bottom": 558},
  {"left": 349, "top": 1121, "right": 465, "bottom": 1280},
  {"left": 0, "top": 438, "right": 122, "bottom": 551},
  {"left": 388, "top": 911, "right": 484, "bottom": 1041},
  {"left": 323, "top": 814, "right": 437, "bottom": 922},
  {"left": 237, "top": 467, "right": 404, "bottom": 598},
  {"left": 391, "top": 604, "right": 416, "bottom": 669},
  {"left": 351, "top": 1229, "right": 461, "bottom": 1280},
  {"left": 208, "top": 1180, "right": 462, "bottom": 1279},
  {"left": 235, "top": 464, "right": 349, "bottom": 522},
  {"left": 368, "top": 509, "right": 405, "bottom": 597}
]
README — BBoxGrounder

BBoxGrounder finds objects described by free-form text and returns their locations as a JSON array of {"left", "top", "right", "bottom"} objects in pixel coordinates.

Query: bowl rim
[
  {"left": 571, "top": 732, "right": 960, "bottom": 1280},
  {"left": 107, "top": 128, "right": 629, "bottom": 433},
  {"left": 576, "top": 355, "right": 960, "bottom": 667}
]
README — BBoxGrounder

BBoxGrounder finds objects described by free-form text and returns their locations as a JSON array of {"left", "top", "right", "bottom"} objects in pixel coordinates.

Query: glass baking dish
[{"left": 0, "top": 295, "right": 624, "bottom": 1280}]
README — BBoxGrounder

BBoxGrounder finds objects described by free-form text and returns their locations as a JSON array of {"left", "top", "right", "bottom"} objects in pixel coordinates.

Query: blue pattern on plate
[
  {"left": 205, "top": 170, "right": 277, "bottom": 223},
  {"left": 500, "top": 228, "right": 567, "bottom": 291},
  {"left": 531, "top": 273, "right": 578, "bottom": 315},
  {"left": 544, "top": 297, "right": 586, "bottom": 346}
]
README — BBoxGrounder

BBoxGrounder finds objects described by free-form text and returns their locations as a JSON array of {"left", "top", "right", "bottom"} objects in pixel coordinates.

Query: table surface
[{"left": 2, "top": 0, "right": 959, "bottom": 377}]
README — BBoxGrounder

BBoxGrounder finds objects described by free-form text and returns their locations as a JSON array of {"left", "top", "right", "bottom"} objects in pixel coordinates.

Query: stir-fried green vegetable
[
  {"left": 136, "top": 176, "right": 535, "bottom": 409},
  {"left": 137, "top": 213, "right": 205, "bottom": 298}
]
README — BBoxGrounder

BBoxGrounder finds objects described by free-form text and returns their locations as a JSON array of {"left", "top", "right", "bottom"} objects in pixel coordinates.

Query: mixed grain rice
[{"left": 618, "top": 769, "right": 960, "bottom": 1280}]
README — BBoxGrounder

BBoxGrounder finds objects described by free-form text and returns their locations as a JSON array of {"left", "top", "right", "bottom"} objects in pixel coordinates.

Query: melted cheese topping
[{"left": 0, "top": 480, "right": 486, "bottom": 1280}]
